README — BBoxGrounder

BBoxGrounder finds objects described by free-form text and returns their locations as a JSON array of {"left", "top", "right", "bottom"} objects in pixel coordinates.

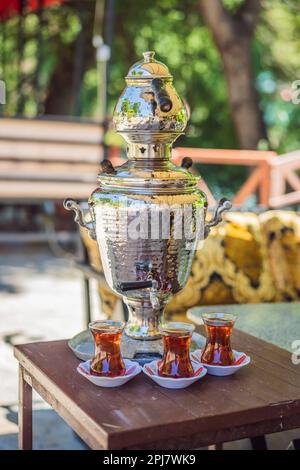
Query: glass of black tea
[
  {"left": 158, "top": 322, "right": 195, "bottom": 378},
  {"left": 89, "top": 320, "right": 125, "bottom": 377},
  {"left": 201, "top": 313, "right": 237, "bottom": 366}
]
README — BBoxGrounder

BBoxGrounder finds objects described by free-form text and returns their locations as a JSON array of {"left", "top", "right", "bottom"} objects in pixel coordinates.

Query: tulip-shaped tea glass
[
  {"left": 158, "top": 322, "right": 195, "bottom": 378},
  {"left": 89, "top": 320, "right": 126, "bottom": 377},
  {"left": 201, "top": 313, "right": 237, "bottom": 366}
]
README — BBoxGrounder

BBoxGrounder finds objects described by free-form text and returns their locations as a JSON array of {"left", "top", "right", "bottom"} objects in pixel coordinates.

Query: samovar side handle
[
  {"left": 204, "top": 198, "right": 232, "bottom": 239},
  {"left": 63, "top": 199, "right": 96, "bottom": 240}
]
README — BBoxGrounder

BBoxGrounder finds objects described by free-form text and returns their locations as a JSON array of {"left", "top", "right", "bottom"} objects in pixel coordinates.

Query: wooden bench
[{"left": 0, "top": 117, "right": 106, "bottom": 202}]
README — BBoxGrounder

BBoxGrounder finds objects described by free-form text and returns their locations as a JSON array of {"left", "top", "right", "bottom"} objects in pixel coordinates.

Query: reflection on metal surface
[{"left": 65, "top": 51, "right": 231, "bottom": 361}]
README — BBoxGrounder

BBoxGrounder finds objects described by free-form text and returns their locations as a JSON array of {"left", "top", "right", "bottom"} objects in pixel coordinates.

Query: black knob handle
[
  {"left": 151, "top": 78, "right": 173, "bottom": 113},
  {"left": 118, "top": 281, "right": 153, "bottom": 292},
  {"left": 181, "top": 157, "right": 193, "bottom": 169},
  {"left": 100, "top": 160, "right": 115, "bottom": 175}
]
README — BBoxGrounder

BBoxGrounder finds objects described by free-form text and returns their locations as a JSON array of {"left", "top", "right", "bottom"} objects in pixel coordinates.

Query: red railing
[{"left": 172, "top": 147, "right": 300, "bottom": 208}]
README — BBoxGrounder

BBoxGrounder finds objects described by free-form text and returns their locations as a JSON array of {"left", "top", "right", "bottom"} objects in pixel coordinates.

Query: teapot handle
[
  {"left": 151, "top": 78, "right": 173, "bottom": 113},
  {"left": 63, "top": 199, "right": 96, "bottom": 240},
  {"left": 204, "top": 198, "right": 232, "bottom": 239}
]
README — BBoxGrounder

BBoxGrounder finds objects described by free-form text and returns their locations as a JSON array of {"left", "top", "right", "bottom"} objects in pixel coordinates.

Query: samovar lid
[
  {"left": 101, "top": 51, "right": 199, "bottom": 196},
  {"left": 126, "top": 51, "right": 172, "bottom": 80}
]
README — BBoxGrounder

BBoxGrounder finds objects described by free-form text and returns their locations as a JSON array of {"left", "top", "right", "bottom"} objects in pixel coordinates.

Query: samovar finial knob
[{"left": 143, "top": 51, "right": 156, "bottom": 63}]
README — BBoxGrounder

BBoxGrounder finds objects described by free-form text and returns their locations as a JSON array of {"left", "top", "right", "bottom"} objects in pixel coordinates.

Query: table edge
[{"left": 14, "top": 344, "right": 109, "bottom": 450}]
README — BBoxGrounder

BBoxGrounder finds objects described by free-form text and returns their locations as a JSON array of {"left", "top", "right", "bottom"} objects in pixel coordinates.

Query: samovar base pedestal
[{"left": 121, "top": 333, "right": 163, "bottom": 365}]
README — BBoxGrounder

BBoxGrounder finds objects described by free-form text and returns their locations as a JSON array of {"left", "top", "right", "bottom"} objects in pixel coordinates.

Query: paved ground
[
  {"left": 0, "top": 245, "right": 299, "bottom": 450},
  {"left": 0, "top": 245, "right": 99, "bottom": 449}
]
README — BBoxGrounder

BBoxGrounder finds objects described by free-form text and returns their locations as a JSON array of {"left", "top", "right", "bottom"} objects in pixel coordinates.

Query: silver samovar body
[{"left": 64, "top": 51, "right": 231, "bottom": 359}]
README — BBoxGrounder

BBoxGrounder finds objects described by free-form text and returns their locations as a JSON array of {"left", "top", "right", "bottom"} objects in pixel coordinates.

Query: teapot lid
[{"left": 126, "top": 51, "right": 172, "bottom": 80}]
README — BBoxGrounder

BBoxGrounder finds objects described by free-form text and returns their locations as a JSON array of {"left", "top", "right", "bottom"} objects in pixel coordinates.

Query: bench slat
[
  {"left": 0, "top": 180, "right": 96, "bottom": 200},
  {"left": 0, "top": 160, "right": 100, "bottom": 182},
  {"left": 0, "top": 118, "right": 104, "bottom": 144},
  {"left": 0, "top": 140, "right": 104, "bottom": 162},
  {"left": 0, "top": 174, "right": 98, "bottom": 183}
]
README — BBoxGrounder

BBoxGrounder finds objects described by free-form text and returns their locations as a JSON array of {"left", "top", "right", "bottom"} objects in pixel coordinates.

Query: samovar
[{"left": 64, "top": 51, "right": 231, "bottom": 362}]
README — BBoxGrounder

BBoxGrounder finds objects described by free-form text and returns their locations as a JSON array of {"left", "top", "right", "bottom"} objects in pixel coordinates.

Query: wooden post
[
  {"left": 18, "top": 365, "right": 33, "bottom": 450},
  {"left": 258, "top": 162, "right": 271, "bottom": 206},
  {"left": 232, "top": 166, "right": 262, "bottom": 205},
  {"left": 269, "top": 166, "right": 286, "bottom": 199}
]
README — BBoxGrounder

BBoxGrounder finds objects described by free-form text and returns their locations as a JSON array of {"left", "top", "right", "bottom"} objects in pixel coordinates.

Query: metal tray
[{"left": 69, "top": 329, "right": 206, "bottom": 365}]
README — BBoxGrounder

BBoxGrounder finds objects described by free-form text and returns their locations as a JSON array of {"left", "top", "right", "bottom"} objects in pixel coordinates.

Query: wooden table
[{"left": 14, "top": 328, "right": 300, "bottom": 450}]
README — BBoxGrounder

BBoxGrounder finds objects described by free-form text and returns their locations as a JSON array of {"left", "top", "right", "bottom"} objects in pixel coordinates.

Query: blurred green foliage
[
  {"left": 109, "top": 0, "right": 236, "bottom": 151},
  {"left": 0, "top": 5, "right": 80, "bottom": 116},
  {"left": 108, "top": 0, "right": 300, "bottom": 155},
  {"left": 0, "top": 0, "right": 299, "bottom": 192}
]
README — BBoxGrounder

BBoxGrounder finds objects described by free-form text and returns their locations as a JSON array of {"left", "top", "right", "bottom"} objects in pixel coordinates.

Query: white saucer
[
  {"left": 142, "top": 359, "right": 207, "bottom": 389},
  {"left": 191, "top": 349, "right": 250, "bottom": 376},
  {"left": 77, "top": 359, "right": 142, "bottom": 387}
]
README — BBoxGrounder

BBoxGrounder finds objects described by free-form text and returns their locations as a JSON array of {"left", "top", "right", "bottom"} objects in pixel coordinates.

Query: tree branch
[
  {"left": 235, "top": 0, "right": 262, "bottom": 35},
  {"left": 198, "top": 0, "right": 236, "bottom": 47},
  {"left": 198, "top": 0, "right": 262, "bottom": 42},
  {"left": 197, "top": 0, "right": 267, "bottom": 148}
]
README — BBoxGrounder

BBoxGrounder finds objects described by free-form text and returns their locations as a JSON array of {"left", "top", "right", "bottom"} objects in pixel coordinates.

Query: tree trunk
[
  {"left": 198, "top": 0, "right": 268, "bottom": 149},
  {"left": 44, "top": 41, "right": 79, "bottom": 115},
  {"left": 219, "top": 36, "right": 267, "bottom": 148},
  {"left": 44, "top": 2, "right": 96, "bottom": 116}
]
